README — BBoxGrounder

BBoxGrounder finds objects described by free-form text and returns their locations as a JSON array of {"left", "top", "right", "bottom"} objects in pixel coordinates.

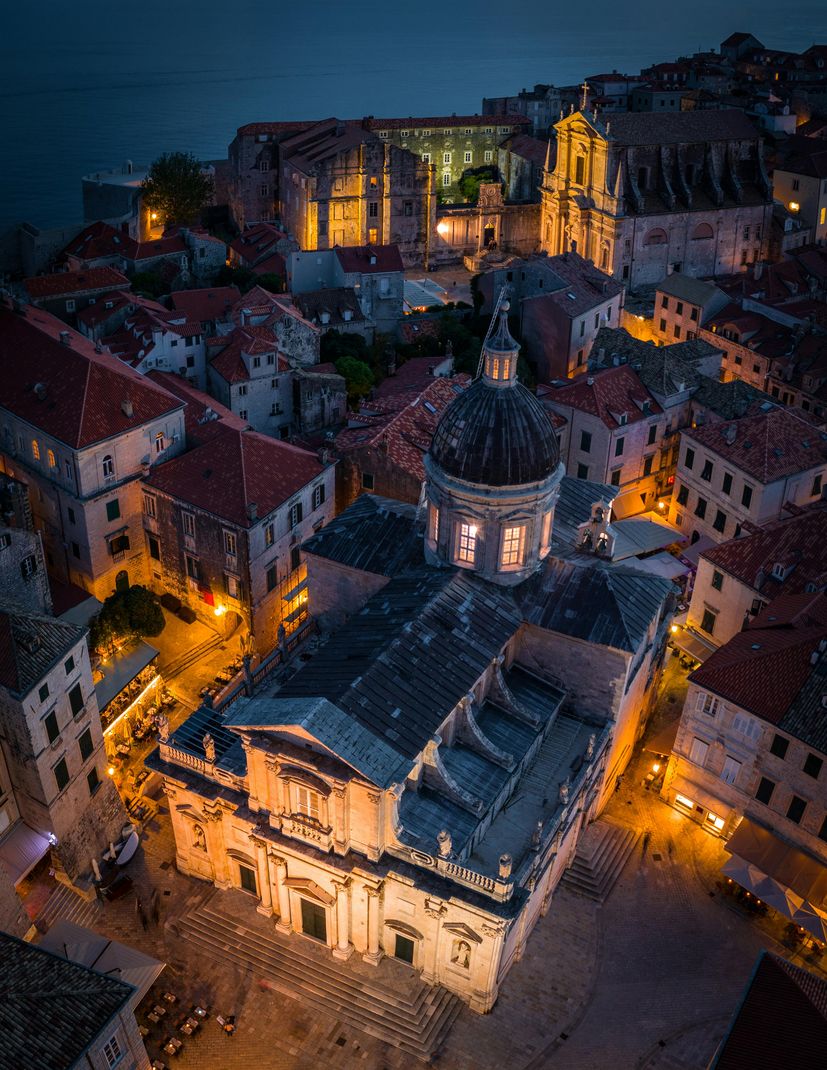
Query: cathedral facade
[
  {"left": 147, "top": 308, "right": 674, "bottom": 1012},
  {"left": 540, "top": 108, "right": 774, "bottom": 290}
]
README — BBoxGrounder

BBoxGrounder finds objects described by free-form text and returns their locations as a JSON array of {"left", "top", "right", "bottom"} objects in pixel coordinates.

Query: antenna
[{"left": 476, "top": 285, "right": 509, "bottom": 380}]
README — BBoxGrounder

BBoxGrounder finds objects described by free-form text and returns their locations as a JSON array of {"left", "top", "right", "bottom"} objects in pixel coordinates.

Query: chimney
[
  {"left": 247, "top": 501, "right": 258, "bottom": 522},
  {"left": 59, "top": 330, "right": 71, "bottom": 346},
  {"left": 121, "top": 398, "right": 134, "bottom": 417}
]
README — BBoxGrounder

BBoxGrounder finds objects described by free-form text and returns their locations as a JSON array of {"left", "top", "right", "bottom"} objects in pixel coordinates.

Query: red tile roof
[
  {"left": 689, "top": 592, "right": 827, "bottom": 722},
  {"left": 368, "top": 114, "right": 528, "bottom": 130},
  {"left": 170, "top": 287, "right": 241, "bottom": 324},
  {"left": 702, "top": 504, "right": 827, "bottom": 597},
  {"left": 62, "top": 221, "right": 136, "bottom": 263},
  {"left": 376, "top": 357, "right": 454, "bottom": 399},
  {"left": 0, "top": 304, "right": 182, "bottom": 449},
  {"left": 683, "top": 405, "right": 827, "bottom": 483},
  {"left": 144, "top": 427, "right": 326, "bottom": 527},
  {"left": 131, "top": 235, "right": 187, "bottom": 261},
  {"left": 146, "top": 371, "right": 249, "bottom": 444},
  {"left": 208, "top": 325, "right": 287, "bottom": 384},
  {"left": 541, "top": 364, "right": 661, "bottom": 429},
  {"left": 335, "top": 245, "right": 404, "bottom": 274},
  {"left": 24, "top": 267, "right": 129, "bottom": 299}
]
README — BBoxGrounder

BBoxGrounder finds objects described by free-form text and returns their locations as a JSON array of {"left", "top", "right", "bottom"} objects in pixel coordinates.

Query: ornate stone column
[
  {"left": 253, "top": 837, "right": 272, "bottom": 916},
  {"left": 421, "top": 898, "right": 446, "bottom": 984},
  {"left": 331, "top": 878, "right": 353, "bottom": 960},
  {"left": 273, "top": 855, "right": 292, "bottom": 934},
  {"left": 362, "top": 885, "right": 383, "bottom": 965}
]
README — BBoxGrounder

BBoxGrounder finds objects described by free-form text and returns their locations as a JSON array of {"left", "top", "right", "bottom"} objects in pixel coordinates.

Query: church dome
[
  {"left": 429, "top": 380, "right": 560, "bottom": 486},
  {"left": 429, "top": 302, "right": 560, "bottom": 487}
]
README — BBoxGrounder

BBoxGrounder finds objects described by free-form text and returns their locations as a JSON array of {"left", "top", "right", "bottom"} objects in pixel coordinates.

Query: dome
[{"left": 429, "top": 378, "right": 561, "bottom": 486}]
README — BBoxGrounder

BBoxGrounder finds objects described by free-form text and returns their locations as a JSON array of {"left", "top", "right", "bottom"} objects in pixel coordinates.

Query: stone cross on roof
[{"left": 580, "top": 81, "right": 591, "bottom": 111}]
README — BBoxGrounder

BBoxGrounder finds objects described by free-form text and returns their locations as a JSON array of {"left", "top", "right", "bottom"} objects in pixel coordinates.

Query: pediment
[
  {"left": 284, "top": 877, "right": 335, "bottom": 906},
  {"left": 442, "top": 921, "right": 483, "bottom": 944}
]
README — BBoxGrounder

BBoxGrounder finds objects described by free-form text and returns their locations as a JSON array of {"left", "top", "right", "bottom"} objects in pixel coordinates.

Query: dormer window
[
  {"left": 455, "top": 521, "right": 477, "bottom": 565},
  {"left": 500, "top": 525, "right": 526, "bottom": 568},
  {"left": 295, "top": 785, "right": 321, "bottom": 821}
]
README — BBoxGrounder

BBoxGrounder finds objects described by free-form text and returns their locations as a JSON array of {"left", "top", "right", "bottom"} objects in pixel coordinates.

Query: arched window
[
  {"left": 31, "top": 440, "right": 40, "bottom": 462},
  {"left": 691, "top": 222, "right": 714, "bottom": 240},
  {"left": 102, "top": 455, "right": 114, "bottom": 479},
  {"left": 115, "top": 570, "right": 129, "bottom": 593},
  {"left": 154, "top": 432, "right": 166, "bottom": 454},
  {"left": 644, "top": 228, "right": 668, "bottom": 246}
]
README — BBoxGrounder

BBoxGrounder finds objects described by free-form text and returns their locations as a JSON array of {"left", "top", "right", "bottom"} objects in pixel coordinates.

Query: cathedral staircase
[
  {"left": 35, "top": 881, "right": 103, "bottom": 931},
  {"left": 561, "top": 818, "right": 639, "bottom": 902},
  {"left": 171, "top": 892, "right": 462, "bottom": 1061}
]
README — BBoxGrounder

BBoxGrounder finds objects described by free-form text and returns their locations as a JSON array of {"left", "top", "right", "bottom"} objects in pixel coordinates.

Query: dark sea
[{"left": 1, "top": 0, "right": 825, "bottom": 230}]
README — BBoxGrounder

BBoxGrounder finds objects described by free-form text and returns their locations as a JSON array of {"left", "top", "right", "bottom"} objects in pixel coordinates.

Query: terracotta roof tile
[
  {"left": 24, "top": 267, "right": 129, "bottom": 299},
  {"left": 541, "top": 363, "right": 661, "bottom": 429},
  {"left": 335, "top": 245, "right": 404, "bottom": 274},
  {"left": 170, "top": 287, "right": 241, "bottom": 324}
]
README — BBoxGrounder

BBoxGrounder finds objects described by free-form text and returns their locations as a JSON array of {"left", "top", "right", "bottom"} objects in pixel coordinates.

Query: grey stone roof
[
  {"left": 429, "top": 378, "right": 561, "bottom": 486},
  {"left": 0, "top": 604, "right": 84, "bottom": 698},
  {"left": 656, "top": 273, "right": 725, "bottom": 308},
  {"left": 301, "top": 494, "right": 421, "bottom": 577},
  {"left": 225, "top": 695, "right": 409, "bottom": 788},
  {"left": 0, "top": 931, "right": 134, "bottom": 1070},
  {"left": 278, "top": 569, "right": 523, "bottom": 761},
  {"left": 590, "top": 327, "right": 707, "bottom": 398},
  {"left": 605, "top": 109, "right": 761, "bottom": 146},
  {"left": 778, "top": 654, "right": 827, "bottom": 755},
  {"left": 167, "top": 699, "right": 246, "bottom": 775},
  {"left": 691, "top": 376, "right": 773, "bottom": 420},
  {"left": 517, "top": 557, "right": 673, "bottom": 653}
]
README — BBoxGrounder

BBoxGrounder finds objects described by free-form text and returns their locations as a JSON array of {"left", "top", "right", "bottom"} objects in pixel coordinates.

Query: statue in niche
[
  {"left": 451, "top": 939, "right": 471, "bottom": 969},
  {"left": 203, "top": 733, "right": 216, "bottom": 763},
  {"left": 192, "top": 824, "right": 206, "bottom": 851}
]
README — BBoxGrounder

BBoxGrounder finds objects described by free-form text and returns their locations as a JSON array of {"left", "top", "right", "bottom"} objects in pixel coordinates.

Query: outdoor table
[
  {"left": 153, "top": 1004, "right": 167, "bottom": 1017},
  {"left": 151, "top": 1061, "right": 166, "bottom": 1070},
  {"left": 193, "top": 1006, "right": 208, "bottom": 1019},
  {"left": 163, "top": 1037, "right": 183, "bottom": 1055},
  {"left": 147, "top": 1012, "right": 160, "bottom": 1024},
  {"left": 162, "top": 992, "right": 177, "bottom": 1004}
]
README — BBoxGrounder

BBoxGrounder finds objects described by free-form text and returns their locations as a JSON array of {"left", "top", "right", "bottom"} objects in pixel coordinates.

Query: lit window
[
  {"left": 428, "top": 503, "right": 439, "bottom": 543},
  {"left": 540, "top": 510, "right": 552, "bottom": 550},
  {"left": 456, "top": 522, "right": 477, "bottom": 564},
  {"left": 705, "top": 812, "right": 725, "bottom": 831},
  {"left": 491, "top": 357, "right": 500, "bottom": 379},
  {"left": 154, "top": 431, "right": 166, "bottom": 454},
  {"left": 102, "top": 1035, "right": 122, "bottom": 1068},
  {"left": 31, "top": 440, "right": 40, "bottom": 461},
  {"left": 264, "top": 522, "right": 274, "bottom": 548},
  {"left": 295, "top": 785, "right": 320, "bottom": 820},
  {"left": 675, "top": 793, "right": 694, "bottom": 809},
  {"left": 500, "top": 525, "right": 526, "bottom": 568},
  {"left": 47, "top": 449, "right": 56, "bottom": 468}
]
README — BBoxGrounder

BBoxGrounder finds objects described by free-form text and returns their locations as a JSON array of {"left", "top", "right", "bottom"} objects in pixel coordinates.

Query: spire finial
[{"left": 580, "top": 81, "right": 591, "bottom": 111}]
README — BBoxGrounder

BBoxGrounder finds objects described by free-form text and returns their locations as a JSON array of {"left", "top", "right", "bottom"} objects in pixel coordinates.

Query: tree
[
  {"left": 142, "top": 151, "right": 214, "bottom": 227},
  {"left": 89, "top": 585, "right": 165, "bottom": 654},
  {"left": 130, "top": 270, "right": 166, "bottom": 299},
  {"left": 256, "top": 272, "right": 284, "bottom": 294},
  {"left": 458, "top": 166, "right": 501, "bottom": 205},
  {"left": 335, "top": 356, "right": 375, "bottom": 404}
]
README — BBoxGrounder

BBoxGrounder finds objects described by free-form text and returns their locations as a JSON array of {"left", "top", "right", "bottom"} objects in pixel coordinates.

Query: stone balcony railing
[{"left": 281, "top": 812, "right": 334, "bottom": 852}]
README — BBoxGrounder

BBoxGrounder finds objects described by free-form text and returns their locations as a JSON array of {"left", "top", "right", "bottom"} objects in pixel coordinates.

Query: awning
[
  {"left": 644, "top": 720, "right": 680, "bottom": 756},
  {"left": 39, "top": 919, "right": 165, "bottom": 1011},
  {"left": 95, "top": 640, "right": 159, "bottom": 711},
  {"left": 671, "top": 627, "right": 717, "bottom": 664},
  {"left": 678, "top": 534, "right": 716, "bottom": 569},
  {"left": 610, "top": 516, "right": 685, "bottom": 560},
  {"left": 0, "top": 820, "right": 52, "bottom": 885},
  {"left": 724, "top": 818, "right": 827, "bottom": 935},
  {"left": 622, "top": 550, "right": 690, "bottom": 580}
]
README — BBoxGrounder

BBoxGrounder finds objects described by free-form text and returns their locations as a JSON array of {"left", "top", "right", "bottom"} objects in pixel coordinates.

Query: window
[
  {"left": 647, "top": 425, "right": 657, "bottom": 446},
  {"left": 260, "top": 184, "right": 269, "bottom": 197},
  {"left": 289, "top": 502, "right": 303, "bottom": 528},
  {"left": 580, "top": 430, "right": 592, "bottom": 453},
  {"left": 674, "top": 325, "right": 681, "bottom": 339},
  {"left": 102, "top": 455, "right": 114, "bottom": 479},
  {"left": 690, "top": 306, "right": 699, "bottom": 322},
  {"left": 443, "top": 152, "right": 451, "bottom": 165},
  {"left": 69, "top": 683, "right": 84, "bottom": 717},
  {"left": 20, "top": 554, "right": 37, "bottom": 580},
  {"left": 54, "top": 758, "right": 69, "bottom": 793},
  {"left": 88, "top": 767, "right": 101, "bottom": 795},
  {"left": 421, "top": 153, "right": 431, "bottom": 163},
  {"left": 577, "top": 463, "right": 589, "bottom": 479},
  {"left": 403, "top": 201, "right": 413, "bottom": 217},
  {"left": 47, "top": 448, "right": 56, "bottom": 469},
  {"left": 689, "top": 737, "right": 709, "bottom": 766},
  {"left": 182, "top": 512, "right": 195, "bottom": 537},
  {"left": 264, "top": 522, "right": 274, "bottom": 548},
  {"left": 290, "top": 545, "right": 301, "bottom": 571},
  {"left": 154, "top": 431, "right": 165, "bottom": 454},
  {"left": 713, "top": 509, "right": 727, "bottom": 534},
  {"left": 787, "top": 796, "right": 807, "bottom": 824},
  {"left": 78, "top": 728, "right": 94, "bottom": 762},
  {"left": 676, "top": 484, "right": 689, "bottom": 507},
  {"left": 695, "top": 497, "right": 707, "bottom": 520},
  {"left": 610, "top": 469, "right": 621, "bottom": 486},
  {"left": 769, "top": 732, "right": 789, "bottom": 758},
  {"left": 312, "top": 484, "right": 325, "bottom": 510},
  {"left": 442, "top": 173, "right": 451, "bottom": 187},
  {"left": 741, "top": 484, "right": 753, "bottom": 508},
  {"left": 660, "top": 318, "right": 667, "bottom": 333},
  {"left": 238, "top": 409, "right": 247, "bottom": 421},
  {"left": 66, "top": 299, "right": 76, "bottom": 312},
  {"left": 67, "top": 507, "right": 75, "bottom": 524},
  {"left": 259, "top": 159, "right": 269, "bottom": 172},
  {"left": 239, "top": 863, "right": 257, "bottom": 895},
  {"left": 500, "top": 526, "right": 526, "bottom": 568},
  {"left": 362, "top": 473, "right": 374, "bottom": 490},
  {"left": 295, "top": 785, "right": 320, "bottom": 820},
  {"left": 722, "top": 471, "right": 733, "bottom": 496},
  {"left": 755, "top": 777, "right": 775, "bottom": 804},
  {"left": 64, "top": 656, "right": 75, "bottom": 675},
  {"left": 541, "top": 510, "right": 552, "bottom": 549},
  {"left": 812, "top": 474, "right": 823, "bottom": 497},
  {"left": 106, "top": 499, "right": 120, "bottom": 522},
  {"left": 71, "top": 541, "right": 80, "bottom": 559},
  {"left": 44, "top": 710, "right": 59, "bottom": 744},
  {"left": 102, "top": 1035, "right": 122, "bottom": 1068},
  {"left": 223, "top": 530, "right": 237, "bottom": 557},
  {"left": 721, "top": 756, "right": 741, "bottom": 785},
  {"left": 223, "top": 574, "right": 240, "bottom": 599},
  {"left": 456, "top": 521, "right": 477, "bottom": 564},
  {"left": 700, "top": 459, "right": 713, "bottom": 482},
  {"left": 464, "top": 151, "right": 472, "bottom": 163},
  {"left": 803, "top": 753, "right": 823, "bottom": 779},
  {"left": 615, "top": 437, "right": 625, "bottom": 457},
  {"left": 700, "top": 608, "right": 716, "bottom": 635},
  {"left": 696, "top": 692, "right": 719, "bottom": 717},
  {"left": 143, "top": 494, "right": 156, "bottom": 518},
  {"left": 711, "top": 569, "right": 724, "bottom": 591},
  {"left": 484, "top": 150, "right": 493, "bottom": 163},
  {"left": 266, "top": 564, "right": 277, "bottom": 592},
  {"left": 643, "top": 456, "right": 653, "bottom": 477},
  {"left": 683, "top": 447, "right": 696, "bottom": 472},
  {"left": 575, "top": 155, "right": 585, "bottom": 185},
  {"left": 368, "top": 201, "right": 378, "bottom": 218},
  {"left": 148, "top": 535, "right": 160, "bottom": 561},
  {"left": 39, "top": 682, "right": 50, "bottom": 702}
]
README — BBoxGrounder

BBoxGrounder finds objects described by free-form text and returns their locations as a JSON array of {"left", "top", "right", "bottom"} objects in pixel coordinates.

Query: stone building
[
  {"left": 653, "top": 273, "right": 729, "bottom": 344},
  {"left": 483, "top": 87, "right": 562, "bottom": 136},
  {"left": 662, "top": 592, "right": 827, "bottom": 885},
  {"left": 0, "top": 603, "right": 126, "bottom": 885},
  {"left": 668, "top": 404, "right": 827, "bottom": 545},
  {"left": 147, "top": 305, "right": 673, "bottom": 1011},
  {"left": 140, "top": 375, "right": 335, "bottom": 655},
  {"left": 539, "top": 108, "right": 773, "bottom": 289},
  {"left": 0, "top": 304, "right": 187, "bottom": 602},
  {"left": 23, "top": 267, "right": 130, "bottom": 325}
]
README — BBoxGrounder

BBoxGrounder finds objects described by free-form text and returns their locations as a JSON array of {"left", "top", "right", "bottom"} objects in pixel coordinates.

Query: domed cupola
[{"left": 424, "top": 298, "right": 564, "bottom": 586}]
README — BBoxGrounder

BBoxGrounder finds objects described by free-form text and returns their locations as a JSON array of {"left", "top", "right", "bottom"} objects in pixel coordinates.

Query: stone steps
[
  {"left": 161, "top": 634, "right": 224, "bottom": 679},
  {"left": 36, "top": 882, "right": 104, "bottom": 931},
  {"left": 173, "top": 897, "right": 461, "bottom": 1061},
  {"left": 562, "top": 819, "right": 639, "bottom": 902},
  {"left": 521, "top": 716, "right": 583, "bottom": 796}
]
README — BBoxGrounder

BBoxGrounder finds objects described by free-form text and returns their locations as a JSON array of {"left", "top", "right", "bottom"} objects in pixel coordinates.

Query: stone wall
[{"left": 304, "top": 553, "right": 390, "bottom": 633}]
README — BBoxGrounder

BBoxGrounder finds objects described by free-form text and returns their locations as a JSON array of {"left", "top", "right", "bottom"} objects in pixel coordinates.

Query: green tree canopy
[
  {"left": 458, "top": 166, "right": 501, "bottom": 205},
  {"left": 89, "top": 585, "right": 165, "bottom": 655},
  {"left": 334, "top": 356, "right": 375, "bottom": 404},
  {"left": 141, "top": 152, "right": 214, "bottom": 226}
]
